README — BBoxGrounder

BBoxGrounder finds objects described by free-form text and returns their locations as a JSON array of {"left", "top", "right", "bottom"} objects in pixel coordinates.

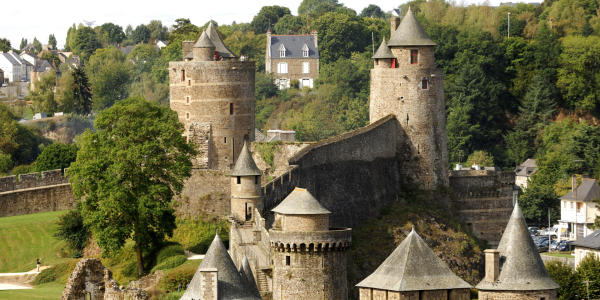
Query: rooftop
[
  {"left": 230, "top": 141, "right": 262, "bottom": 177},
  {"left": 206, "top": 22, "right": 236, "bottom": 58},
  {"left": 373, "top": 38, "right": 395, "bottom": 59},
  {"left": 271, "top": 187, "right": 331, "bottom": 215},
  {"left": 560, "top": 178, "right": 600, "bottom": 202},
  {"left": 269, "top": 34, "right": 319, "bottom": 59},
  {"left": 388, "top": 7, "right": 436, "bottom": 47},
  {"left": 572, "top": 230, "right": 600, "bottom": 250},
  {"left": 515, "top": 158, "right": 537, "bottom": 177}
]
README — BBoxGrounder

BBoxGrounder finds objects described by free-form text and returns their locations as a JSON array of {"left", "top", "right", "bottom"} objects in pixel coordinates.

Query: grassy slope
[
  {"left": 0, "top": 210, "right": 70, "bottom": 273},
  {"left": 0, "top": 282, "right": 64, "bottom": 300}
]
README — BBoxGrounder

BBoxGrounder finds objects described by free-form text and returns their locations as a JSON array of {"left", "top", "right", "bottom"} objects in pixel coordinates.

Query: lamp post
[{"left": 507, "top": 12, "right": 511, "bottom": 38}]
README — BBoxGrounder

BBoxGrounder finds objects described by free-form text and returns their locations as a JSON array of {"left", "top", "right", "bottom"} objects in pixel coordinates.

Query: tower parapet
[{"left": 269, "top": 187, "right": 351, "bottom": 300}]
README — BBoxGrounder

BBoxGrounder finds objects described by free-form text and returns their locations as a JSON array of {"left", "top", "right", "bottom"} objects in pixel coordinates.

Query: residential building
[
  {"left": 559, "top": 177, "right": 600, "bottom": 239},
  {"left": 156, "top": 40, "right": 167, "bottom": 49},
  {"left": 265, "top": 30, "right": 319, "bottom": 89},
  {"left": 515, "top": 158, "right": 537, "bottom": 189},
  {"left": 30, "top": 59, "right": 54, "bottom": 91},
  {"left": 0, "top": 51, "right": 31, "bottom": 82},
  {"left": 572, "top": 229, "right": 600, "bottom": 267},
  {"left": 19, "top": 51, "right": 37, "bottom": 66}
]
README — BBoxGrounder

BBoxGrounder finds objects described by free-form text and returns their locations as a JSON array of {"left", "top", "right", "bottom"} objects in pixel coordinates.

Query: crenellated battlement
[
  {"left": 0, "top": 169, "right": 69, "bottom": 193},
  {"left": 269, "top": 229, "right": 352, "bottom": 252}
]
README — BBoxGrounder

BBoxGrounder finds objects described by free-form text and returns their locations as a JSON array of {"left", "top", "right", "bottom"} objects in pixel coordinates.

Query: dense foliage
[
  {"left": 547, "top": 255, "right": 600, "bottom": 299},
  {"left": 35, "top": 143, "right": 78, "bottom": 172}
]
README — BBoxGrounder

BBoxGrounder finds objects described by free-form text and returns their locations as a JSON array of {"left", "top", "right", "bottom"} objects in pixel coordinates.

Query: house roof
[
  {"left": 206, "top": 22, "right": 236, "bottom": 58},
  {"left": 373, "top": 38, "right": 395, "bottom": 59},
  {"left": 33, "top": 59, "right": 53, "bottom": 72},
  {"left": 119, "top": 45, "right": 135, "bottom": 56},
  {"left": 272, "top": 187, "right": 331, "bottom": 215},
  {"left": 181, "top": 234, "right": 261, "bottom": 300},
  {"left": 254, "top": 129, "right": 268, "bottom": 142},
  {"left": 572, "top": 230, "right": 600, "bottom": 250},
  {"left": 560, "top": 178, "right": 600, "bottom": 202},
  {"left": 240, "top": 256, "right": 261, "bottom": 298},
  {"left": 516, "top": 158, "right": 537, "bottom": 177},
  {"left": 476, "top": 202, "right": 559, "bottom": 291},
  {"left": 194, "top": 31, "right": 215, "bottom": 48},
  {"left": 269, "top": 35, "right": 319, "bottom": 59},
  {"left": 388, "top": 7, "right": 436, "bottom": 47},
  {"left": 356, "top": 228, "right": 471, "bottom": 291},
  {"left": 230, "top": 141, "right": 262, "bottom": 177}
]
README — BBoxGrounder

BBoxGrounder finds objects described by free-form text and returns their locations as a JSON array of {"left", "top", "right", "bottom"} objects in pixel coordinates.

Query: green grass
[
  {"left": 542, "top": 252, "right": 574, "bottom": 258},
  {"left": 0, "top": 210, "right": 71, "bottom": 272},
  {"left": 0, "top": 282, "right": 64, "bottom": 299}
]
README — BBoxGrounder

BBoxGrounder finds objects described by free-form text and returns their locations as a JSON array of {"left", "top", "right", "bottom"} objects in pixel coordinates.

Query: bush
[
  {"left": 170, "top": 217, "right": 229, "bottom": 254},
  {"left": 0, "top": 152, "right": 12, "bottom": 174},
  {"left": 35, "top": 143, "right": 78, "bottom": 172},
  {"left": 156, "top": 244, "right": 185, "bottom": 264},
  {"left": 11, "top": 163, "right": 35, "bottom": 175},
  {"left": 546, "top": 261, "right": 580, "bottom": 300},
  {"left": 122, "top": 260, "right": 139, "bottom": 278},
  {"left": 55, "top": 210, "right": 90, "bottom": 257},
  {"left": 151, "top": 255, "right": 187, "bottom": 272},
  {"left": 576, "top": 254, "right": 600, "bottom": 298},
  {"left": 158, "top": 263, "right": 198, "bottom": 292},
  {"left": 33, "top": 260, "right": 78, "bottom": 285}
]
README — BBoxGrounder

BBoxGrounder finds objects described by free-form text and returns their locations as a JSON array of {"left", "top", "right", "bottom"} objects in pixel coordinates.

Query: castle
[{"left": 172, "top": 10, "right": 557, "bottom": 300}]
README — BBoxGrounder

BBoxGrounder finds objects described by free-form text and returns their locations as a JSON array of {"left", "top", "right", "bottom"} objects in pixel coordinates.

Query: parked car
[
  {"left": 528, "top": 226, "right": 541, "bottom": 236},
  {"left": 534, "top": 236, "right": 550, "bottom": 252},
  {"left": 539, "top": 225, "right": 559, "bottom": 237},
  {"left": 554, "top": 240, "right": 573, "bottom": 252}
]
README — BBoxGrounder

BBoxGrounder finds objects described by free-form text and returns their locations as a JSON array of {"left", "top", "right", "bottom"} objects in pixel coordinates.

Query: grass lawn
[
  {"left": 0, "top": 282, "right": 64, "bottom": 299},
  {"left": 0, "top": 210, "right": 70, "bottom": 272},
  {"left": 542, "top": 251, "right": 574, "bottom": 258}
]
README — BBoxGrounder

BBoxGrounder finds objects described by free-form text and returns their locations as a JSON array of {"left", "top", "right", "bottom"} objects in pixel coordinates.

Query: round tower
[
  {"left": 369, "top": 7, "right": 448, "bottom": 189},
  {"left": 269, "top": 188, "right": 351, "bottom": 300},
  {"left": 169, "top": 22, "right": 255, "bottom": 170},
  {"left": 230, "top": 141, "right": 262, "bottom": 223}
]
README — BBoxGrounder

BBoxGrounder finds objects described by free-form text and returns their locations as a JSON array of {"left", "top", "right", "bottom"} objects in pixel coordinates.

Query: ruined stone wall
[
  {"left": 450, "top": 170, "right": 515, "bottom": 247},
  {"left": 176, "top": 169, "right": 230, "bottom": 217},
  {"left": 369, "top": 45, "right": 448, "bottom": 190},
  {"left": 478, "top": 290, "right": 557, "bottom": 300},
  {"left": 0, "top": 169, "right": 75, "bottom": 217},
  {"left": 169, "top": 60, "right": 255, "bottom": 171}
]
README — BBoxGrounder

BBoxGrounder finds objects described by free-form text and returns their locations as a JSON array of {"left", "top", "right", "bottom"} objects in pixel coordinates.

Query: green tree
[
  {"left": 446, "top": 94, "right": 478, "bottom": 164},
  {"left": 0, "top": 104, "right": 45, "bottom": 165},
  {"left": 465, "top": 150, "right": 494, "bottom": 167},
  {"left": 29, "top": 71, "right": 58, "bottom": 113},
  {"left": 41, "top": 51, "right": 60, "bottom": 67},
  {"left": 274, "top": 15, "right": 304, "bottom": 34},
  {"left": 68, "top": 97, "right": 195, "bottom": 276},
  {"left": 55, "top": 209, "right": 90, "bottom": 257},
  {"left": 313, "top": 12, "right": 370, "bottom": 64},
  {"left": 131, "top": 24, "right": 151, "bottom": 44},
  {"left": 87, "top": 47, "right": 132, "bottom": 110},
  {"left": 298, "top": 0, "right": 343, "bottom": 17},
  {"left": 72, "top": 26, "right": 102, "bottom": 61},
  {"left": 19, "top": 38, "right": 28, "bottom": 50},
  {"left": 255, "top": 73, "right": 278, "bottom": 101},
  {"left": 497, "top": 15, "right": 526, "bottom": 37},
  {"left": 251, "top": 6, "right": 291, "bottom": 34},
  {"left": 35, "top": 143, "right": 78, "bottom": 171},
  {"left": 223, "top": 30, "right": 266, "bottom": 70},
  {"left": 32, "top": 37, "right": 42, "bottom": 54},
  {"left": 546, "top": 261, "right": 581, "bottom": 300},
  {"left": 57, "top": 66, "right": 93, "bottom": 115},
  {"left": 360, "top": 4, "right": 386, "bottom": 18},
  {"left": 147, "top": 20, "right": 169, "bottom": 42},
  {"left": 128, "top": 44, "right": 159, "bottom": 78},
  {"left": 64, "top": 24, "right": 76, "bottom": 51},
  {"left": 99, "top": 23, "right": 126, "bottom": 46},
  {"left": 0, "top": 38, "right": 11, "bottom": 52},
  {"left": 48, "top": 34, "right": 57, "bottom": 50},
  {"left": 0, "top": 152, "right": 12, "bottom": 174},
  {"left": 576, "top": 255, "right": 600, "bottom": 298}
]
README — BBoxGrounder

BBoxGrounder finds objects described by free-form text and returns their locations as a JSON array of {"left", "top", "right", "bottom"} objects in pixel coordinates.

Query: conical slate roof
[
  {"left": 373, "top": 38, "right": 395, "bottom": 59},
  {"left": 206, "top": 22, "right": 237, "bottom": 58},
  {"left": 476, "top": 203, "right": 559, "bottom": 291},
  {"left": 388, "top": 7, "right": 436, "bottom": 47},
  {"left": 194, "top": 31, "right": 215, "bottom": 48},
  {"left": 271, "top": 187, "right": 331, "bottom": 215},
  {"left": 356, "top": 229, "right": 471, "bottom": 291},
  {"left": 240, "top": 256, "right": 261, "bottom": 298},
  {"left": 181, "top": 234, "right": 261, "bottom": 300},
  {"left": 231, "top": 141, "right": 262, "bottom": 176}
]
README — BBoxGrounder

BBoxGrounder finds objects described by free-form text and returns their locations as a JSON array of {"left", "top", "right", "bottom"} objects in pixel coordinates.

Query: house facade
[
  {"left": 265, "top": 31, "right": 319, "bottom": 89},
  {"left": 572, "top": 230, "right": 600, "bottom": 268},
  {"left": 559, "top": 177, "right": 600, "bottom": 240},
  {"left": 515, "top": 158, "right": 537, "bottom": 189},
  {"left": 0, "top": 51, "right": 31, "bottom": 82}
]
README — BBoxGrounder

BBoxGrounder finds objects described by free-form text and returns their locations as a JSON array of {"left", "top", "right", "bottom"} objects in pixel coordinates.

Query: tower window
[
  {"left": 237, "top": 176, "right": 241, "bottom": 184},
  {"left": 224, "top": 137, "right": 227, "bottom": 143},
  {"left": 188, "top": 80, "right": 191, "bottom": 86},
  {"left": 230, "top": 103, "right": 234, "bottom": 115},
  {"left": 391, "top": 58, "right": 397, "bottom": 68},
  {"left": 186, "top": 112, "right": 189, "bottom": 120},
  {"left": 285, "top": 255, "right": 290, "bottom": 266},
  {"left": 255, "top": 176, "right": 259, "bottom": 184},
  {"left": 186, "top": 96, "right": 190, "bottom": 104},
  {"left": 181, "top": 69, "right": 185, "bottom": 81},
  {"left": 410, "top": 50, "right": 419, "bottom": 64},
  {"left": 421, "top": 78, "right": 428, "bottom": 90}
]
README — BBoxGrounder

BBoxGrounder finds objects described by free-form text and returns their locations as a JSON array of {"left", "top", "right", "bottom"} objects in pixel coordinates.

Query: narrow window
[
  {"left": 406, "top": 114, "right": 409, "bottom": 125},
  {"left": 280, "top": 50, "right": 285, "bottom": 57},
  {"left": 237, "top": 176, "right": 241, "bottom": 184},
  {"left": 255, "top": 176, "right": 259, "bottom": 184},
  {"left": 285, "top": 255, "right": 290, "bottom": 266},
  {"left": 421, "top": 78, "right": 428, "bottom": 90},
  {"left": 303, "top": 49, "right": 309, "bottom": 57},
  {"left": 224, "top": 137, "right": 227, "bottom": 143},
  {"left": 186, "top": 112, "right": 189, "bottom": 120},
  {"left": 229, "top": 103, "right": 234, "bottom": 115},
  {"left": 302, "top": 62, "right": 309, "bottom": 74},
  {"left": 181, "top": 69, "right": 185, "bottom": 81},
  {"left": 391, "top": 58, "right": 396, "bottom": 68},
  {"left": 186, "top": 96, "right": 190, "bottom": 104},
  {"left": 410, "top": 50, "right": 419, "bottom": 64},
  {"left": 188, "top": 80, "right": 191, "bottom": 86}
]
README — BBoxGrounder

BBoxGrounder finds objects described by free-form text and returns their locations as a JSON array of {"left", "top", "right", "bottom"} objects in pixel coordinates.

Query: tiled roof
[
  {"left": 206, "top": 22, "right": 236, "bottom": 58},
  {"left": 270, "top": 35, "right": 319, "bottom": 59},
  {"left": 272, "top": 187, "right": 331, "bottom": 215},
  {"left": 560, "top": 179, "right": 600, "bottom": 202},
  {"left": 230, "top": 141, "right": 262, "bottom": 177},
  {"left": 388, "top": 7, "right": 436, "bottom": 47},
  {"left": 572, "top": 230, "right": 600, "bottom": 250},
  {"left": 373, "top": 38, "right": 394, "bottom": 59}
]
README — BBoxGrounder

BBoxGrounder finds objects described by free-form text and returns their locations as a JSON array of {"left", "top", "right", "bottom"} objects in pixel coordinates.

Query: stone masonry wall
[
  {"left": 359, "top": 288, "right": 469, "bottom": 300},
  {"left": 478, "top": 290, "right": 557, "bottom": 300},
  {"left": 176, "top": 169, "right": 230, "bottom": 217},
  {"left": 188, "top": 122, "right": 211, "bottom": 169},
  {"left": 450, "top": 170, "right": 515, "bottom": 247},
  {"left": 0, "top": 169, "right": 68, "bottom": 192},
  {"left": 282, "top": 214, "right": 328, "bottom": 232},
  {"left": 269, "top": 57, "right": 319, "bottom": 83}
]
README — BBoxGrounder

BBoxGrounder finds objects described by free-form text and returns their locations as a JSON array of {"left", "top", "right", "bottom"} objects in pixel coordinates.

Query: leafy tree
[
  {"left": 48, "top": 34, "right": 57, "bottom": 50},
  {"left": 68, "top": 97, "right": 196, "bottom": 276},
  {"left": 64, "top": 24, "right": 76, "bottom": 51},
  {"left": 519, "top": 179, "right": 559, "bottom": 225},
  {"left": 223, "top": 30, "right": 265, "bottom": 70},
  {"left": 19, "top": 38, "right": 28, "bottom": 50},
  {"left": 72, "top": 26, "right": 102, "bottom": 61},
  {"left": 0, "top": 104, "right": 46, "bottom": 165},
  {"left": 251, "top": 6, "right": 291, "bottom": 34},
  {"left": 465, "top": 150, "right": 494, "bottom": 167},
  {"left": 255, "top": 73, "right": 278, "bottom": 101},
  {"left": 29, "top": 71, "right": 57, "bottom": 113},
  {"left": 41, "top": 51, "right": 61, "bottom": 67},
  {"left": 360, "top": 4, "right": 386, "bottom": 18},
  {"left": 546, "top": 261, "right": 581, "bottom": 300},
  {"left": 446, "top": 94, "right": 478, "bottom": 164},
  {"left": 87, "top": 47, "right": 132, "bottom": 110},
  {"left": 99, "top": 23, "right": 126, "bottom": 46},
  {"left": 55, "top": 209, "right": 90, "bottom": 257},
  {"left": 147, "top": 20, "right": 169, "bottom": 42},
  {"left": 128, "top": 44, "right": 159, "bottom": 78},
  {"left": 131, "top": 24, "right": 151, "bottom": 44},
  {"left": 298, "top": 0, "right": 343, "bottom": 17},
  {"left": 497, "top": 15, "right": 526, "bottom": 37},
  {"left": 32, "top": 38, "right": 42, "bottom": 54},
  {"left": 35, "top": 143, "right": 78, "bottom": 171},
  {"left": 576, "top": 255, "right": 600, "bottom": 298},
  {"left": 274, "top": 15, "right": 304, "bottom": 34},
  {"left": 313, "top": 12, "right": 370, "bottom": 64},
  {"left": 0, "top": 153, "right": 12, "bottom": 174},
  {"left": 57, "top": 66, "right": 93, "bottom": 115},
  {"left": 0, "top": 38, "right": 11, "bottom": 52}
]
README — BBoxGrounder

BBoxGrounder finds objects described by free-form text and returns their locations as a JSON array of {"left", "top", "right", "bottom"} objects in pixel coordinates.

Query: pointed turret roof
[
  {"left": 373, "top": 38, "right": 395, "bottom": 59},
  {"left": 271, "top": 187, "right": 331, "bottom": 215},
  {"left": 194, "top": 30, "right": 215, "bottom": 48},
  {"left": 240, "top": 256, "right": 261, "bottom": 297},
  {"left": 181, "top": 234, "right": 261, "bottom": 300},
  {"left": 476, "top": 203, "right": 559, "bottom": 291},
  {"left": 231, "top": 141, "right": 262, "bottom": 176},
  {"left": 388, "top": 7, "right": 436, "bottom": 47},
  {"left": 356, "top": 229, "right": 471, "bottom": 291},
  {"left": 206, "top": 22, "right": 237, "bottom": 58}
]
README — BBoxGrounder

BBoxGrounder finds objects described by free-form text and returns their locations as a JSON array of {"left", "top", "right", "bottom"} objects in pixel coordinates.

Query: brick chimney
[
  {"left": 311, "top": 30, "right": 318, "bottom": 48},
  {"left": 390, "top": 16, "right": 401, "bottom": 36},
  {"left": 199, "top": 268, "right": 218, "bottom": 300},
  {"left": 572, "top": 175, "right": 578, "bottom": 199},
  {"left": 484, "top": 249, "right": 499, "bottom": 282}
]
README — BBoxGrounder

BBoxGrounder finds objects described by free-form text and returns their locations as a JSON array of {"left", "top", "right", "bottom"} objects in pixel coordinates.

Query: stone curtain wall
[
  {"left": 478, "top": 290, "right": 557, "bottom": 300},
  {"left": 0, "top": 169, "right": 75, "bottom": 217},
  {"left": 449, "top": 170, "right": 515, "bottom": 246}
]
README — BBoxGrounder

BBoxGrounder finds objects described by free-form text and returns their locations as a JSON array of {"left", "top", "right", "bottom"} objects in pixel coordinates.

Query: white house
[
  {"left": 572, "top": 230, "right": 600, "bottom": 267},
  {"left": 19, "top": 51, "right": 37, "bottom": 66},
  {"left": 156, "top": 40, "right": 167, "bottom": 49},
  {"left": 559, "top": 177, "right": 600, "bottom": 240},
  {"left": 515, "top": 158, "right": 537, "bottom": 189},
  {"left": 0, "top": 51, "right": 31, "bottom": 82}
]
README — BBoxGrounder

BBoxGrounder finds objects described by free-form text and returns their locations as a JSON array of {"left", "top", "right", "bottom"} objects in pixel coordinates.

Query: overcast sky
[{"left": 3, "top": 0, "right": 541, "bottom": 49}]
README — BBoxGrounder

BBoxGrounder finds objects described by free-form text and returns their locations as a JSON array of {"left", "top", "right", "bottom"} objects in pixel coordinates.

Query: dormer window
[
  {"left": 302, "top": 44, "right": 309, "bottom": 57},
  {"left": 279, "top": 44, "right": 286, "bottom": 58}
]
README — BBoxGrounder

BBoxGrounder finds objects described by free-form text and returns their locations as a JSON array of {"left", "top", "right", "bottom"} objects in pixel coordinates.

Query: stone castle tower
[
  {"left": 169, "top": 22, "right": 255, "bottom": 170},
  {"left": 229, "top": 141, "right": 263, "bottom": 223},
  {"left": 269, "top": 188, "right": 351, "bottom": 300},
  {"left": 369, "top": 7, "right": 449, "bottom": 189}
]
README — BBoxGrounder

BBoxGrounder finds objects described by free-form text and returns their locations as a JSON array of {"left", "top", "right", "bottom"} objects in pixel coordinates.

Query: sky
[{"left": 3, "top": 0, "right": 542, "bottom": 49}]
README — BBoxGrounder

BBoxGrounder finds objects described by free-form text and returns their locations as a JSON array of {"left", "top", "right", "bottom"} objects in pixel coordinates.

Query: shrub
[
  {"left": 0, "top": 152, "right": 12, "bottom": 174},
  {"left": 122, "top": 260, "right": 139, "bottom": 278},
  {"left": 170, "top": 217, "right": 229, "bottom": 254},
  {"left": 576, "top": 254, "right": 600, "bottom": 298},
  {"left": 546, "top": 261, "right": 580, "bottom": 300},
  {"left": 35, "top": 143, "right": 78, "bottom": 172},
  {"left": 151, "top": 255, "right": 187, "bottom": 272},
  {"left": 156, "top": 244, "right": 185, "bottom": 264},
  {"left": 55, "top": 209, "right": 90, "bottom": 257},
  {"left": 158, "top": 263, "right": 198, "bottom": 293},
  {"left": 11, "top": 163, "right": 35, "bottom": 175}
]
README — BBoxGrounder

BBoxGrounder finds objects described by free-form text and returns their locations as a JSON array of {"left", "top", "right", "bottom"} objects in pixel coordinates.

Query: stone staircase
[{"left": 257, "top": 269, "right": 269, "bottom": 294}]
